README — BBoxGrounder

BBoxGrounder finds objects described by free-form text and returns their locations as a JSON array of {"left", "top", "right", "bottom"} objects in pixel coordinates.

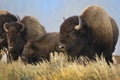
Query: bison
[
  {"left": 0, "top": 10, "right": 18, "bottom": 50},
  {"left": 59, "top": 6, "right": 119, "bottom": 65},
  {"left": 3, "top": 16, "right": 46, "bottom": 61},
  {"left": 21, "top": 32, "right": 60, "bottom": 64}
]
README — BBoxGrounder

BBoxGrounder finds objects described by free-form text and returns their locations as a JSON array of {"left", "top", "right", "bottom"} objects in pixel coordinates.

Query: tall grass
[{"left": 0, "top": 52, "right": 120, "bottom": 80}]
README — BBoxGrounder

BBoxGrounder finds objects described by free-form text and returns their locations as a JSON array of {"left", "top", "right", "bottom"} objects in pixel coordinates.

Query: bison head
[
  {"left": 3, "top": 22, "right": 25, "bottom": 60},
  {"left": 21, "top": 41, "right": 40, "bottom": 64},
  {"left": 59, "top": 16, "right": 90, "bottom": 57}
]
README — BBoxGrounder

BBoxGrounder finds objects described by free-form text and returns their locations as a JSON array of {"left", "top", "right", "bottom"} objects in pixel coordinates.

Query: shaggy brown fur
[
  {"left": 3, "top": 16, "right": 46, "bottom": 61},
  {"left": 110, "top": 17, "right": 119, "bottom": 51},
  {"left": 21, "top": 16, "right": 46, "bottom": 42},
  {"left": 22, "top": 32, "right": 60, "bottom": 64},
  {"left": 0, "top": 10, "right": 17, "bottom": 50},
  {"left": 59, "top": 6, "right": 119, "bottom": 65}
]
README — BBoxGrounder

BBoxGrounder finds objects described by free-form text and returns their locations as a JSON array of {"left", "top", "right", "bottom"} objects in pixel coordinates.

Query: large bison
[
  {"left": 21, "top": 32, "right": 60, "bottom": 64},
  {"left": 3, "top": 16, "right": 46, "bottom": 61},
  {"left": 0, "top": 10, "right": 18, "bottom": 50},
  {"left": 59, "top": 6, "right": 119, "bottom": 64}
]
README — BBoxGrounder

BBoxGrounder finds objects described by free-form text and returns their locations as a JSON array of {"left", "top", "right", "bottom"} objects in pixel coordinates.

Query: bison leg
[
  {"left": 103, "top": 51, "right": 113, "bottom": 65},
  {"left": 6, "top": 51, "right": 12, "bottom": 63},
  {"left": 7, "top": 54, "right": 12, "bottom": 63}
]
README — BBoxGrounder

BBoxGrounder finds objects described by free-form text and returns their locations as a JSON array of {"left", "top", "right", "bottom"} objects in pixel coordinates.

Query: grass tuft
[{"left": 0, "top": 52, "right": 120, "bottom": 80}]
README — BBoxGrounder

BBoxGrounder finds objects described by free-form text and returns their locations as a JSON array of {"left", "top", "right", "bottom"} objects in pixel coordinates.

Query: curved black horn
[{"left": 16, "top": 22, "right": 25, "bottom": 32}]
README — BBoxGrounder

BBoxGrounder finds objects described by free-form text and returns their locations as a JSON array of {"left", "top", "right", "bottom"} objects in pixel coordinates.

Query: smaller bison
[
  {"left": 59, "top": 5, "right": 119, "bottom": 65},
  {"left": 22, "top": 32, "right": 60, "bottom": 64},
  {"left": 0, "top": 10, "right": 18, "bottom": 50},
  {"left": 3, "top": 16, "right": 46, "bottom": 61}
]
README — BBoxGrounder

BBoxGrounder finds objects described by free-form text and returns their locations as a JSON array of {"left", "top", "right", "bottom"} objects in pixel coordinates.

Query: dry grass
[
  {"left": 0, "top": 52, "right": 120, "bottom": 80},
  {"left": 113, "top": 55, "right": 120, "bottom": 64}
]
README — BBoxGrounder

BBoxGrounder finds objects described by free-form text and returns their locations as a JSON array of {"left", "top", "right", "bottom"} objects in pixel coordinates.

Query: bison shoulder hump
[
  {"left": 80, "top": 5, "right": 113, "bottom": 46},
  {"left": 21, "top": 16, "right": 47, "bottom": 41}
]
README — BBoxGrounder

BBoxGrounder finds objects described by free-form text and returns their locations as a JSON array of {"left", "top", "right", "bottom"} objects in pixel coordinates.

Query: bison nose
[{"left": 59, "top": 45, "right": 65, "bottom": 50}]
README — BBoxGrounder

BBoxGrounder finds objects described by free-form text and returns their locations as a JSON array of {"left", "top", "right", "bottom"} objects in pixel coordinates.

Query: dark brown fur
[
  {"left": 21, "top": 16, "right": 46, "bottom": 42},
  {"left": 22, "top": 32, "right": 60, "bottom": 64},
  {"left": 0, "top": 10, "right": 17, "bottom": 50},
  {"left": 59, "top": 6, "right": 119, "bottom": 64},
  {"left": 4, "top": 22, "right": 25, "bottom": 60},
  {"left": 4, "top": 16, "right": 46, "bottom": 61}
]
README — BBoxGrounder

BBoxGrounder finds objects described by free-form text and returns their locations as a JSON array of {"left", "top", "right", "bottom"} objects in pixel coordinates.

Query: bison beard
[{"left": 59, "top": 6, "right": 119, "bottom": 65}]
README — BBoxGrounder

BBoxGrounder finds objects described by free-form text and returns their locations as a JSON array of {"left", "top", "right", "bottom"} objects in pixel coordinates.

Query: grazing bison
[
  {"left": 59, "top": 6, "right": 119, "bottom": 64},
  {"left": 22, "top": 32, "right": 60, "bottom": 64},
  {"left": 0, "top": 10, "right": 18, "bottom": 50},
  {"left": 3, "top": 16, "right": 46, "bottom": 61}
]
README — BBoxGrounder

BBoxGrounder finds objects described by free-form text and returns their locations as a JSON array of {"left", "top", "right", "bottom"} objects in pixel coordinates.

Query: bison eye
[{"left": 66, "top": 30, "right": 75, "bottom": 38}]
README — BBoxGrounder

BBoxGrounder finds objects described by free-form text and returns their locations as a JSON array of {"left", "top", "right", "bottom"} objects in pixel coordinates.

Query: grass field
[{"left": 0, "top": 52, "right": 120, "bottom": 80}]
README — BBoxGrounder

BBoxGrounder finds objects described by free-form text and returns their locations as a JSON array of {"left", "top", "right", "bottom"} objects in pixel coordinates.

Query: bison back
[
  {"left": 81, "top": 6, "right": 113, "bottom": 50},
  {"left": 22, "top": 32, "right": 60, "bottom": 63},
  {"left": 21, "top": 16, "right": 47, "bottom": 42}
]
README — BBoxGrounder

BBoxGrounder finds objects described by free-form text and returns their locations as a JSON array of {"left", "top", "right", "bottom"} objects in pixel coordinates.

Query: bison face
[
  {"left": 22, "top": 42, "right": 38, "bottom": 64},
  {"left": 3, "top": 22, "right": 25, "bottom": 60},
  {"left": 59, "top": 16, "right": 89, "bottom": 56}
]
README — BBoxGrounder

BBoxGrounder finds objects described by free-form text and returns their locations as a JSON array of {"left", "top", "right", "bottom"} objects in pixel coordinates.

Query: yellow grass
[{"left": 0, "top": 52, "right": 120, "bottom": 80}]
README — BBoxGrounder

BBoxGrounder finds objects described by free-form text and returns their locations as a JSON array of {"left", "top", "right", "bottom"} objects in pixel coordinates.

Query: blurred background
[{"left": 0, "top": 0, "right": 119, "bottom": 55}]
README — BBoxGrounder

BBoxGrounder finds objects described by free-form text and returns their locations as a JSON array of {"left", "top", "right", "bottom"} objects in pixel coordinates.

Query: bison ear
[
  {"left": 74, "top": 16, "right": 82, "bottom": 30},
  {"left": 3, "top": 23, "right": 8, "bottom": 32}
]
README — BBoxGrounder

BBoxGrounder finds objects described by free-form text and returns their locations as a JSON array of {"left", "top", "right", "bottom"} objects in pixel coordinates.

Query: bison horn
[
  {"left": 19, "top": 23, "right": 25, "bottom": 32},
  {"left": 3, "top": 23, "right": 8, "bottom": 32},
  {"left": 16, "top": 15, "right": 20, "bottom": 22},
  {"left": 17, "top": 22, "right": 25, "bottom": 32},
  {"left": 74, "top": 16, "right": 82, "bottom": 30}
]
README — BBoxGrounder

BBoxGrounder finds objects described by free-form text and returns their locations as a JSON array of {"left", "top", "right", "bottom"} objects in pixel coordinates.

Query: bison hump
[
  {"left": 21, "top": 16, "right": 47, "bottom": 41},
  {"left": 81, "top": 5, "right": 113, "bottom": 47},
  {"left": 0, "top": 10, "right": 10, "bottom": 15}
]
